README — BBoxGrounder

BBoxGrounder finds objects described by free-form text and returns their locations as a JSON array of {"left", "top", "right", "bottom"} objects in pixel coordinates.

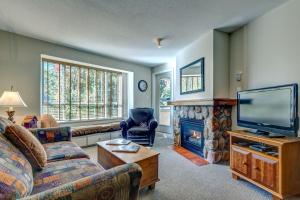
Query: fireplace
[
  {"left": 172, "top": 100, "right": 236, "bottom": 163},
  {"left": 180, "top": 118, "right": 205, "bottom": 157}
]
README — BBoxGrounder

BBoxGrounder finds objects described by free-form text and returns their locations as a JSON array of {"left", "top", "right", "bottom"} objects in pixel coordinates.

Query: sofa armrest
[
  {"left": 120, "top": 118, "right": 135, "bottom": 130},
  {"left": 120, "top": 120, "right": 129, "bottom": 130},
  {"left": 149, "top": 118, "right": 158, "bottom": 131},
  {"left": 30, "top": 127, "right": 71, "bottom": 144},
  {"left": 22, "top": 163, "right": 142, "bottom": 200}
]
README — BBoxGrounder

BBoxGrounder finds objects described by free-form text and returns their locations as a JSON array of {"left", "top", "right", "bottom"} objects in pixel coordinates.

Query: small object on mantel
[{"left": 167, "top": 98, "right": 237, "bottom": 106}]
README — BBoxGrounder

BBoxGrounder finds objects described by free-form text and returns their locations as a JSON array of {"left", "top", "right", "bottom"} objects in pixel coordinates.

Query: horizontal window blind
[{"left": 41, "top": 59, "right": 123, "bottom": 121}]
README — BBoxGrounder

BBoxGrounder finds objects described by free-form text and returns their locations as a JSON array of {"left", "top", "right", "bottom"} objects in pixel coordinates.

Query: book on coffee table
[
  {"left": 112, "top": 145, "right": 140, "bottom": 153},
  {"left": 106, "top": 139, "right": 131, "bottom": 145}
]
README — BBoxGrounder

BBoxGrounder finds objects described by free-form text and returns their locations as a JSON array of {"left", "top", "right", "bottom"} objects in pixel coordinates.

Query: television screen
[{"left": 237, "top": 84, "right": 298, "bottom": 136}]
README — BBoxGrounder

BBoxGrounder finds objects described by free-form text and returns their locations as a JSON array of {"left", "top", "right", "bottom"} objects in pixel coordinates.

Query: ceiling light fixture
[{"left": 155, "top": 38, "right": 163, "bottom": 48}]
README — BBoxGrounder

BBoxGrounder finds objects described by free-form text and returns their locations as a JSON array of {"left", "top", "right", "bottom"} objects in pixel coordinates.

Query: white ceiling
[{"left": 0, "top": 0, "right": 287, "bottom": 67}]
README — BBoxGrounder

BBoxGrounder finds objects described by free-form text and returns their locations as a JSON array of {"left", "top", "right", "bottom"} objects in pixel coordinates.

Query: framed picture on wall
[{"left": 180, "top": 57, "right": 205, "bottom": 94}]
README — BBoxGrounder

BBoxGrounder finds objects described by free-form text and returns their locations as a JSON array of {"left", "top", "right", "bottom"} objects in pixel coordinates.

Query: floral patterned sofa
[{"left": 0, "top": 117, "right": 142, "bottom": 200}]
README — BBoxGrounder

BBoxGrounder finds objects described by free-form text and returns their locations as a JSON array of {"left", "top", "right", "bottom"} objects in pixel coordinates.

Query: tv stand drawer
[
  {"left": 251, "top": 154, "right": 278, "bottom": 191},
  {"left": 231, "top": 146, "right": 251, "bottom": 177}
]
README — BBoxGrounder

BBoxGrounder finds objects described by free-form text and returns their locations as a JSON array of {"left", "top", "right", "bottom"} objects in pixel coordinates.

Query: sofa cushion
[
  {"left": 5, "top": 124, "right": 47, "bottom": 170},
  {"left": 128, "top": 126, "right": 149, "bottom": 135},
  {"left": 71, "top": 122, "right": 121, "bottom": 137},
  {"left": 43, "top": 141, "right": 90, "bottom": 162},
  {"left": 0, "top": 134, "right": 33, "bottom": 199},
  {"left": 32, "top": 158, "right": 104, "bottom": 195}
]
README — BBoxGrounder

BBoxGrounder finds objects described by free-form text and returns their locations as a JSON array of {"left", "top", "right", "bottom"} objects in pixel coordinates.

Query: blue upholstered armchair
[{"left": 120, "top": 108, "right": 158, "bottom": 146}]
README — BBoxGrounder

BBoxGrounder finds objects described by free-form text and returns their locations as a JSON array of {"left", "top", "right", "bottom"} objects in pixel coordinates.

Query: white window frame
[{"left": 40, "top": 55, "right": 128, "bottom": 123}]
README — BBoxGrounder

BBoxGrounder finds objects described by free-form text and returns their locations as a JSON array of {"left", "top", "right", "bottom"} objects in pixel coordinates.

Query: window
[
  {"left": 159, "top": 77, "right": 171, "bottom": 126},
  {"left": 159, "top": 78, "right": 171, "bottom": 106},
  {"left": 41, "top": 58, "right": 123, "bottom": 121}
]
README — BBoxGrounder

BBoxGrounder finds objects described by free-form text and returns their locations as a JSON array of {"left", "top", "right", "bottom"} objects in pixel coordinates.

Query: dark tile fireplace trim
[{"left": 180, "top": 118, "right": 205, "bottom": 157}]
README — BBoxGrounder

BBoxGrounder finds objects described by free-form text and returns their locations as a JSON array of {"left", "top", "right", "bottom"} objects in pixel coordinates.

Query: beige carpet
[{"left": 84, "top": 133, "right": 300, "bottom": 200}]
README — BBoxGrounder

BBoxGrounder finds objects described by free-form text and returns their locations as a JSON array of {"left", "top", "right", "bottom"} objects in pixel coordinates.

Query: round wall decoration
[{"left": 138, "top": 80, "right": 148, "bottom": 92}]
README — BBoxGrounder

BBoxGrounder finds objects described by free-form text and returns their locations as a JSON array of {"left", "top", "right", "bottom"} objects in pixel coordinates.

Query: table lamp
[{"left": 0, "top": 86, "right": 27, "bottom": 123}]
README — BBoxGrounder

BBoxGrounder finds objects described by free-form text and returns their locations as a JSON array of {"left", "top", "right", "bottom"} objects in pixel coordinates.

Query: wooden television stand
[{"left": 228, "top": 130, "right": 300, "bottom": 200}]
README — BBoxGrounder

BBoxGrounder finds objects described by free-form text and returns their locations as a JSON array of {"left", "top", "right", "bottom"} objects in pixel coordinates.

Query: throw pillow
[
  {"left": 40, "top": 114, "right": 58, "bottom": 128},
  {"left": 5, "top": 124, "right": 47, "bottom": 170}
]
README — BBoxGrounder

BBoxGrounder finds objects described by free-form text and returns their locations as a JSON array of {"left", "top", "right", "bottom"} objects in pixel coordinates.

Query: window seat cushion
[{"left": 71, "top": 122, "right": 121, "bottom": 137}]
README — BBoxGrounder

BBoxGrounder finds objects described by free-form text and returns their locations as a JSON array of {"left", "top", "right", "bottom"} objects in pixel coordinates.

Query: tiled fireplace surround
[{"left": 172, "top": 99, "right": 235, "bottom": 163}]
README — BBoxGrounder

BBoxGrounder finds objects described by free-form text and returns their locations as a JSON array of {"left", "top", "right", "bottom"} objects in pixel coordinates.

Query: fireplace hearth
[{"left": 180, "top": 118, "right": 205, "bottom": 157}]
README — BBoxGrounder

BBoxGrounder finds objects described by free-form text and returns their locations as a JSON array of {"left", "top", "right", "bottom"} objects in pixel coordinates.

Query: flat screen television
[{"left": 237, "top": 84, "right": 298, "bottom": 137}]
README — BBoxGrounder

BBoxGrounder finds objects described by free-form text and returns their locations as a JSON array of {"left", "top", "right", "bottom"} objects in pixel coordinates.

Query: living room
[{"left": 0, "top": 0, "right": 300, "bottom": 199}]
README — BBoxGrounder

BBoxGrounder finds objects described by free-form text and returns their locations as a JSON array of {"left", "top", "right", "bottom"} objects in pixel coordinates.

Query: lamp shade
[{"left": 0, "top": 91, "right": 27, "bottom": 107}]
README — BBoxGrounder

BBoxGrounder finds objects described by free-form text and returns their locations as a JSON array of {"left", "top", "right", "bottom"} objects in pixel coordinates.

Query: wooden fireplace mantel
[{"left": 167, "top": 98, "right": 237, "bottom": 106}]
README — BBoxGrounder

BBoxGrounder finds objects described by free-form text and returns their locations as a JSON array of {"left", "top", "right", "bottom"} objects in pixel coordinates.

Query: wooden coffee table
[{"left": 97, "top": 140, "right": 160, "bottom": 189}]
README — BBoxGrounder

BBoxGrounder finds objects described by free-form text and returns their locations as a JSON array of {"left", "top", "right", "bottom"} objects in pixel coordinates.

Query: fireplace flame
[{"left": 191, "top": 131, "right": 201, "bottom": 139}]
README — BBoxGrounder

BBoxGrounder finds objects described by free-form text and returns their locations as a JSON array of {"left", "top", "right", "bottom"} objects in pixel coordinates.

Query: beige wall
[
  {"left": 174, "top": 30, "right": 229, "bottom": 101},
  {"left": 213, "top": 30, "right": 230, "bottom": 98},
  {"left": 175, "top": 31, "right": 214, "bottom": 100},
  {"left": 229, "top": 27, "right": 246, "bottom": 129},
  {"left": 0, "top": 30, "right": 152, "bottom": 122},
  {"left": 230, "top": 0, "right": 300, "bottom": 93},
  {"left": 245, "top": 0, "right": 300, "bottom": 89},
  {"left": 229, "top": 0, "right": 300, "bottom": 135},
  {"left": 151, "top": 60, "right": 175, "bottom": 75},
  {"left": 229, "top": 28, "right": 245, "bottom": 99}
]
